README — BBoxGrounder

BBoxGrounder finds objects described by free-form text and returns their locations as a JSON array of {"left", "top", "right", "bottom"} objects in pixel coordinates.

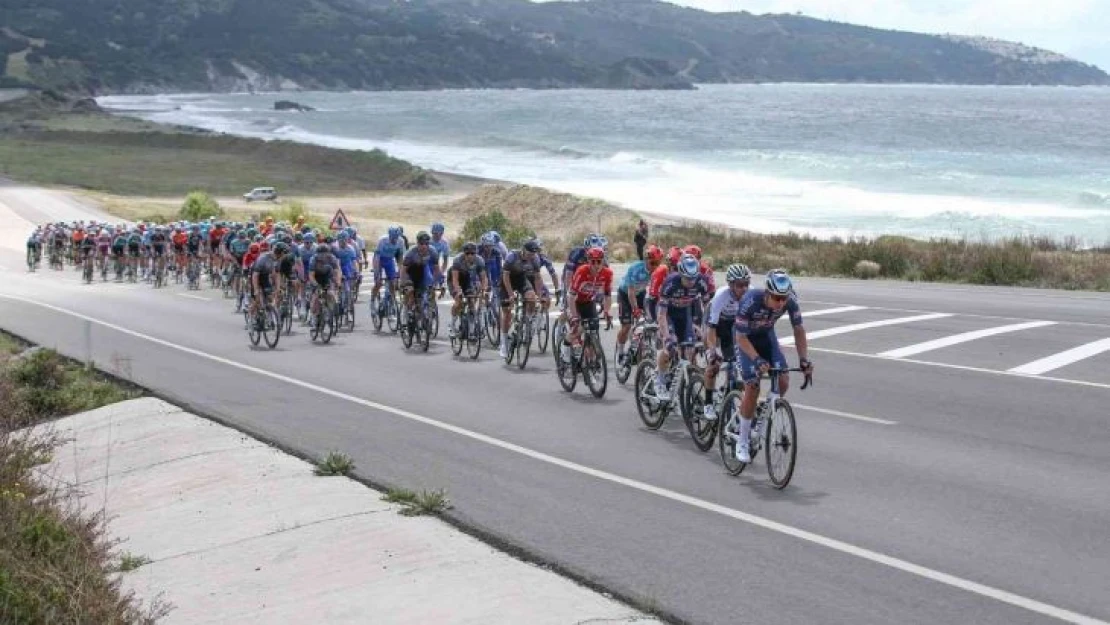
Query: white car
[{"left": 243, "top": 187, "right": 278, "bottom": 202}]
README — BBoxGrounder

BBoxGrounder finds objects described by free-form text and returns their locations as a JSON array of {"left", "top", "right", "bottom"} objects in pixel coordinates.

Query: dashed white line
[
  {"left": 879, "top": 320, "right": 1057, "bottom": 359},
  {"left": 794, "top": 403, "right": 897, "bottom": 425},
  {"left": 176, "top": 293, "right": 211, "bottom": 302},
  {"left": 803, "top": 305, "right": 868, "bottom": 317},
  {"left": 782, "top": 313, "right": 954, "bottom": 345},
  {"left": 0, "top": 293, "right": 1104, "bottom": 625},
  {"left": 1008, "top": 338, "right": 1110, "bottom": 375}
]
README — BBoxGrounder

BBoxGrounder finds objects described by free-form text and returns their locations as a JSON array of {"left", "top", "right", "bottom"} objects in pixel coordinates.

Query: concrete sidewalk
[{"left": 37, "top": 398, "right": 658, "bottom": 624}]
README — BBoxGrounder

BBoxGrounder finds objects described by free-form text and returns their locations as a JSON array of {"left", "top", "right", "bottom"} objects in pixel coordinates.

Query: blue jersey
[
  {"left": 618, "top": 261, "right": 652, "bottom": 294},
  {"left": 141, "top": 231, "right": 152, "bottom": 246},
  {"left": 299, "top": 244, "right": 316, "bottom": 273},
  {"left": 376, "top": 235, "right": 405, "bottom": 259},
  {"left": 563, "top": 246, "right": 588, "bottom": 275},
  {"left": 334, "top": 244, "right": 359, "bottom": 279},
  {"left": 479, "top": 244, "right": 504, "bottom": 282},
  {"left": 658, "top": 273, "right": 709, "bottom": 310},
  {"left": 734, "top": 289, "right": 803, "bottom": 336},
  {"left": 430, "top": 237, "right": 450, "bottom": 263}
]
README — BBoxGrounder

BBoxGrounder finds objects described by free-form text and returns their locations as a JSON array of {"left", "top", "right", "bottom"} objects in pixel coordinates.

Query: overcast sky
[{"left": 665, "top": 0, "right": 1110, "bottom": 70}]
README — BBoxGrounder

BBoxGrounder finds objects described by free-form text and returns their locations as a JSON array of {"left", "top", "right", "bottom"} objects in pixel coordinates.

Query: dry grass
[{"left": 0, "top": 332, "right": 164, "bottom": 623}]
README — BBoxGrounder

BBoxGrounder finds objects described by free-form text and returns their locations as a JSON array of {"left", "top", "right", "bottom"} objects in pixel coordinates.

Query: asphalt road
[{"left": 2, "top": 185, "right": 1109, "bottom": 625}]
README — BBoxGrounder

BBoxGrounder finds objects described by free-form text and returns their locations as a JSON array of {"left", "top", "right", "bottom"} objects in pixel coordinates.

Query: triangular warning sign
[{"left": 329, "top": 209, "right": 350, "bottom": 231}]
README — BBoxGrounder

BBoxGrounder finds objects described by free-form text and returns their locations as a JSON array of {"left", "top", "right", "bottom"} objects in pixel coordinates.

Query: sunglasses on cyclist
[
  {"left": 768, "top": 293, "right": 787, "bottom": 303},
  {"left": 589, "top": 260, "right": 602, "bottom": 266}
]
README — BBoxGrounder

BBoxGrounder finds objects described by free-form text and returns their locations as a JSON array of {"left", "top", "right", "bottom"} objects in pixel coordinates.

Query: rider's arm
[
  {"left": 735, "top": 332, "right": 760, "bottom": 362},
  {"left": 793, "top": 325, "right": 809, "bottom": 364}
]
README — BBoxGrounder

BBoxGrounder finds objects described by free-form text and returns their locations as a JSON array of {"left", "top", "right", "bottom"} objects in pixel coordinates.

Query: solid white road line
[
  {"left": 0, "top": 294, "right": 1104, "bottom": 625},
  {"left": 781, "top": 313, "right": 953, "bottom": 346},
  {"left": 802, "top": 305, "right": 868, "bottom": 318},
  {"left": 1008, "top": 338, "right": 1110, "bottom": 375},
  {"left": 879, "top": 320, "right": 1057, "bottom": 359},
  {"left": 793, "top": 403, "right": 897, "bottom": 425},
  {"left": 176, "top": 293, "right": 211, "bottom": 302}
]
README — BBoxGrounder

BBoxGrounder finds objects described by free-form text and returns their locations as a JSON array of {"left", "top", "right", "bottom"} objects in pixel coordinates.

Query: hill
[{"left": 1, "top": 0, "right": 1106, "bottom": 93}]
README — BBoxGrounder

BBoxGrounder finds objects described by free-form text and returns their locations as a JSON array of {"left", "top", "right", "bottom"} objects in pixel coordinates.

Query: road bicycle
[
  {"left": 399, "top": 288, "right": 434, "bottom": 352},
  {"left": 370, "top": 280, "right": 401, "bottom": 333},
  {"left": 718, "top": 367, "right": 812, "bottom": 489},
  {"left": 504, "top": 295, "right": 538, "bottom": 369},
  {"left": 245, "top": 298, "right": 281, "bottom": 349},
  {"left": 449, "top": 293, "right": 483, "bottom": 360},
  {"left": 556, "top": 315, "right": 610, "bottom": 398},
  {"left": 634, "top": 340, "right": 703, "bottom": 431},
  {"left": 309, "top": 287, "right": 339, "bottom": 344},
  {"left": 483, "top": 289, "right": 501, "bottom": 347},
  {"left": 615, "top": 314, "right": 658, "bottom": 385}
]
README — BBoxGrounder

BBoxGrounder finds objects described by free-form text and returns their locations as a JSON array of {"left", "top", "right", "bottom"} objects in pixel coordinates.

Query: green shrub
[
  {"left": 459, "top": 210, "right": 535, "bottom": 248},
  {"left": 178, "top": 191, "right": 224, "bottom": 221}
]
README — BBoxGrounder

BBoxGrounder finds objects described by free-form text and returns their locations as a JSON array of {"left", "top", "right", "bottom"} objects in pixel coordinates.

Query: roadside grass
[
  {"left": 0, "top": 130, "right": 436, "bottom": 197},
  {"left": 117, "top": 552, "right": 152, "bottom": 573},
  {"left": 313, "top": 451, "right": 355, "bottom": 476},
  {"left": 382, "top": 487, "right": 452, "bottom": 517},
  {"left": 0, "top": 331, "right": 166, "bottom": 624}
]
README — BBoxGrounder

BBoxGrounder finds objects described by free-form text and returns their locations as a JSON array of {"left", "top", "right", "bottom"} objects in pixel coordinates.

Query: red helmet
[
  {"left": 644, "top": 244, "right": 663, "bottom": 263},
  {"left": 586, "top": 247, "right": 605, "bottom": 262},
  {"left": 249, "top": 243, "right": 261, "bottom": 254},
  {"left": 259, "top": 241, "right": 270, "bottom": 252},
  {"left": 684, "top": 245, "right": 702, "bottom": 260},
  {"left": 667, "top": 246, "right": 683, "bottom": 266}
]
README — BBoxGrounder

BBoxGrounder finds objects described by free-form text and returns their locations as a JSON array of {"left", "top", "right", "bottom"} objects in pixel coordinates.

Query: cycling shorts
[
  {"left": 663, "top": 306, "right": 695, "bottom": 346},
  {"left": 498, "top": 273, "right": 534, "bottom": 306},
  {"left": 618, "top": 290, "right": 645, "bottom": 325},
  {"left": 376, "top": 257, "right": 398, "bottom": 281},
  {"left": 712, "top": 317, "right": 736, "bottom": 362},
  {"left": 152, "top": 245, "right": 166, "bottom": 257},
  {"left": 402, "top": 264, "right": 429, "bottom": 292},
  {"left": 737, "top": 331, "right": 788, "bottom": 385}
]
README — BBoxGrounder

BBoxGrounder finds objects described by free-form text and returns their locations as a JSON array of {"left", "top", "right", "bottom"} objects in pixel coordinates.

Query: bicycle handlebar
[{"left": 762, "top": 366, "right": 813, "bottom": 390}]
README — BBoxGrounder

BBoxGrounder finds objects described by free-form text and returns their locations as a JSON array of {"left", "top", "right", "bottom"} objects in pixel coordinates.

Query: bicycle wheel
[
  {"left": 682, "top": 371, "right": 717, "bottom": 452},
  {"left": 450, "top": 315, "right": 464, "bottom": 355},
  {"left": 517, "top": 318, "right": 532, "bottom": 370},
  {"left": 322, "top": 307, "right": 336, "bottom": 344},
  {"left": 399, "top": 306, "right": 414, "bottom": 349},
  {"left": 247, "top": 311, "right": 262, "bottom": 346},
  {"left": 551, "top": 317, "right": 567, "bottom": 362},
  {"left": 263, "top": 307, "right": 281, "bottom": 349},
  {"left": 634, "top": 361, "right": 666, "bottom": 430},
  {"left": 485, "top": 306, "right": 501, "bottom": 347},
  {"left": 718, "top": 391, "right": 748, "bottom": 476},
  {"left": 369, "top": 292, "right": 383, "bottom": 331},
  {"left": 387, "top": 296, "right": 401, "bottom": 334},
  {"left": 465, "top": 313, "right": 482, "bottom": 360},
  {"left": 344, "top": 300, "right": 356, "bottom": 333},
  {"left": 556, "top": 342, "right": 577, "bottom": 392},
  {"left": 582, "top": 333, "right": 608, "bottom": 398},
  {"left": 420, "top": 309, "right": 432, "bottom": 353},
  {"left": 615, "top": 338, "right": 633, "bottom": 385},
  {"left": 765, "top": 400, "right": 798, "bottom": 489},
  {"left": 429, "top": 303, "right": 439, "bottom": 339},
  {"left": 310, "top": 307, "right": 322, "bottom": 342},
  {"left": 536, "top": 310, "right": 550, "bottom": 354}
]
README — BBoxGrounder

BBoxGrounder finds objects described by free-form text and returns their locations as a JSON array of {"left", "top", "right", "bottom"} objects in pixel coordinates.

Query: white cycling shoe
[{"left": 735, "top": 439, "right": 752, "bottom": 464}]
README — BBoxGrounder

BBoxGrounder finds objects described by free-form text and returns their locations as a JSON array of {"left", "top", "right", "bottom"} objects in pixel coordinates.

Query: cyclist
[
  {"left": 77, "top": 231, "right": 97, "bottom": 275},
  {"left": 646, "top": 246, "right": 681, "bottom": 322},
  {"left": 334, "top": 232, "right": 360, "bottom": 309},
  {"left": 125, "top": 228, "right": 143, "bottom": 276},
  {"left": 307, "top": 243, "right": 341, "bottom": 320},
  {"left": 653, "top": 254, "right": 710, "bottom": 401},
  {"left": 534, "top": 244, "right": 561, "bottom": 316},
  {"left": 702, "top": 264, "right": 752, "bottom": 421},
  {"left": 150, "top": 226, "right": 169, "bottom": 278},
  {"left": 562, "top": 233, "right": 605, "bottom": 309},
  {"left": 732, "top": 269, "right": 813, "bottom": 463},
  {"left": 95, "top": 227, "right": 112, "bottom": 273},
  {"left": 172, "top": 227, "right": 188, "bottom": 273},
  {"left": 429, "top": 222, "right": 451, "bottom": 294},
  {"left": 373, "top": 225, "right": 405, "bottom": 300},
  {"left": 562, "top": 247, "right": 613, "bottom": 363},
  {"left": 498, "top": 239, "right": 545, "bottom": 359},
  {"left": 248, "top": 242, "right": 284, "bottom": 325},
  {"left": 448, "top": 241, "right": 489, "bottom": 338},
  {"left": 400, "top": 231, "right": 442, "bottom": 318},
  {"left": 615, "top": 244, "right": 662, "bottom": 365},
  {"left": 26, "top": 229, "right": 42, "bottom": 268}
]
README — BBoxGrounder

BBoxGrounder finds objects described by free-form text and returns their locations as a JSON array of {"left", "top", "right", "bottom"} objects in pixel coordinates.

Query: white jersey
[{"left": 708, "top": 285, "right": 743, "bottom": 325}]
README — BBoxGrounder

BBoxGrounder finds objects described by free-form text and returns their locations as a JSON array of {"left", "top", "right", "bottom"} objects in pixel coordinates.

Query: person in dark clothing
[{"left": 633, "top": 220, "right": 649, "bottom": 261}]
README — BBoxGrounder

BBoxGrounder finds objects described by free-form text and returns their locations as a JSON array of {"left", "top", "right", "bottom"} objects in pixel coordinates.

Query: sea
[{"left": 98, "top": 84, "right": 1110, "bottom": 245}]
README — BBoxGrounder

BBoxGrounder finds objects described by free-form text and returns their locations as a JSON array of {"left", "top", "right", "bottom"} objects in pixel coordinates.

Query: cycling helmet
[
  {"left": 677, "top": 254, "right": 700, "bottom": 279},
  {"left": 248, "top": 243, "right": 261, "bottom": 254},
  {"left": 726, "top": 263, "right": 751, "bottom": 283},
  {"left": 293, "top": 233, "right": 304, "bottom": 242},
  {"left": 667, "top": 246, "right": 683, "bottom": 267},
  {"left": 583, "top": 233, "right": 601, "bottom": 248},
  {"left": 522, "top": 239, "right": 541, "bottom": 253},
  {"left": 597, "top": 235, "right": 609, "bottom": 250},
  {"left": 585, "top": 247, "right": 605, "bottom": 262},
  {"left": 337, "top": 232, "right": 349, "bottom": 241},
  {"left": 489, "top": 231, "right": 502, "bottom": 244},
  {"left": 273, "top": 242, "right": 289, "bottom": 255},
  {"left": 684, "top": 245, "right": 702, "bottom": 260},
  {"left": 480, "top": 232, "right": 496, "bottom": 246},
  {"left": 324, "top": 236, "right": 335, "bottom": 244},
  {"left": 765, "top": 269, "right": 794, "bottom": 296},
  {"left": 430, "top": 222, "right": 445, "bottom": 235},
  {"left": 462, "top": 242, "right": 478, "bottom": 254},
  {"left": 316, "top": 244, "right": 330, "bottom": 254},
  {"left": 259, "top": 241, "right": 270, "bottom": 252},
  {"left": 644, "top": 244, "right": 663, "bottom": 263},
  {"left": 387, "top": 225, "right": 401, "bottom": 239},
  {"left": 416, "top": 231, "right": 431, "bottom": 244}
]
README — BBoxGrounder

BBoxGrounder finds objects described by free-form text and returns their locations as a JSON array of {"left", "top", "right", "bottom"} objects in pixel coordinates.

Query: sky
[{"left": 665, "top": 0, "right": 1110, "bottom": 70}]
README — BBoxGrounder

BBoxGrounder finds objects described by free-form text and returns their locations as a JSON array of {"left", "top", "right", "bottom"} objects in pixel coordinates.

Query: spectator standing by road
[{"left": 633, "top": 220, "right": 649, "bottom": 261}]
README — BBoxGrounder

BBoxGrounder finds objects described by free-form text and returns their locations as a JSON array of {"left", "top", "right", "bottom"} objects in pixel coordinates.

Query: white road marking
[
  {"left": 793, "top": 403, "right": 897, "bottom": 425},
  {"left": 802, "top": 305, "right": 868, "bottom": 317},
  {"left": 782, "top": 313, "right": 953, "bottom": 346},
  {"left": 1, "top": 294, "right": 1104, "bottom": 625},
  {"left": 879, "top": 320, "right": 1057, "bottom": 359},
  {"left": 1008, "top": 338, "right": 1110, "bottom": 375},
  {"left": 176, "top": 293, "right": 211, "bottom": 302}
]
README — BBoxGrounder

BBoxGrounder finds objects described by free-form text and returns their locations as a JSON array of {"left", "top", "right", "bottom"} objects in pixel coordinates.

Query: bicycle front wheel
[
  {"left": 369, "top": 292, "right": 383, "bottom": 331},
  {"left": 465, "top": 313, "right": 482, "bottom": 360},
  {"left": 247, "top": 311, "right": 262, "bottom": 346},
  {"left": 517, "top": 319, "right": 532, "bottom": 369},
  {"left": 420, "top": 312, "right": 432, "bottom": 352},
  {"left": 766, "top": 400, "right": 798, "bottom": 489},
  {"left": 536, "top": 310, "right": 550, "bottom": 353},
  {"left": 263, "top": 307, "right": 281, "bottom": 349},
  {"left": 634, "top": 361, "right": 666, "bottom": 430},
  {"left": 683, "top": 371, "right": 717, "bottom": 452},
  {"left": 582, "top": 333, "right": 607, "bottom": 398}
]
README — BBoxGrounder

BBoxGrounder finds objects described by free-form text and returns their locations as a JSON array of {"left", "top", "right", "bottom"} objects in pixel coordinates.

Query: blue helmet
[
  {"left": 480, "top": 232, "right": 496, "bottom": 247},
  {"left": 387, "top": 225, "right": 401, "bottom": 239},
  {"left": 337, "top": 232, "right": 349, "bottom": 241},
  {"left": 430, "top": 222, "right": 445, "bottom": 235},
  {"left": 765, "top": 269, "right": 794, "bottom": 296},
  {"left": 678, "top": 254, "right": 700, "bottom": 279},
  {"left": 489, "top": 231, "right": 501, "bottom": 244}
]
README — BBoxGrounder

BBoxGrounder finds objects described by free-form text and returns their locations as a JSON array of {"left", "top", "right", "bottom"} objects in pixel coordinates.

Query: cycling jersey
[
  {"left": 309, "top": 250, "right": 339, "bottom": 284},
  {"left": 375, "top": 235, "right": 405, "bottom": 259},
  {"left": 334, "top": 244, "right": 359, "bottom": 279},
  {"left": 450, "top": 253, "right": 487, "bottom": 280},
  {"left": 657, "top": 273, "right": 709, "bottom": 310},
  {"left": 708, "top": 285, "right": 744, "bottom": 325},
  {"left": 734, "top": 289, "right": 802, "bottom": 336},
  {"left": 568, "top": 264, "right": 613, "bottom": 305},
  {"left": 186, "top": 233, "right": 203, "bottom": 253},
  {"left": 479, "top": 244, "right": 505, "bottom": 286},
  {"left": 647, "top": 264, "right": 671, "bottom": 300},
  {"left": 251, "top": 253, "right": 277, "bottom": 289},
  {"left": 112, "top": 235, "right": 127, "bottom": 252},
  {"left": 618, "top": 261, "right": 652, "bottom": 295},
  {"left": 429, "top": 236, "right": 450, "bottom": 263},
  {"left": 229, "top": 238, "right": 250, "bottom": 258}
]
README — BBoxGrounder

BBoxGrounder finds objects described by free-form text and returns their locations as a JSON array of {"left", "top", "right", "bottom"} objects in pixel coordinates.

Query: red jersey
[
  {"left": 242, "top": 251, "right": 259, "bottom": 270},
  {"left": 569, "top": 264, "right": 613, "bottom": 304},
  {"left": 648, "top": 264, "right": 671, "bottom": 299},
  {"left": 699, "top": 261, "right": 716, "bottom": 293}
]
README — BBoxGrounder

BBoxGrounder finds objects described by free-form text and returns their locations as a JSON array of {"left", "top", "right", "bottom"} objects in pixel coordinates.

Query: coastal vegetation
[
  {"left": 1, "top": 0, "right": 1105, "bottom": 95},
  {"left": 0, "top": 332, "right": 163, "bottom": 623}
]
